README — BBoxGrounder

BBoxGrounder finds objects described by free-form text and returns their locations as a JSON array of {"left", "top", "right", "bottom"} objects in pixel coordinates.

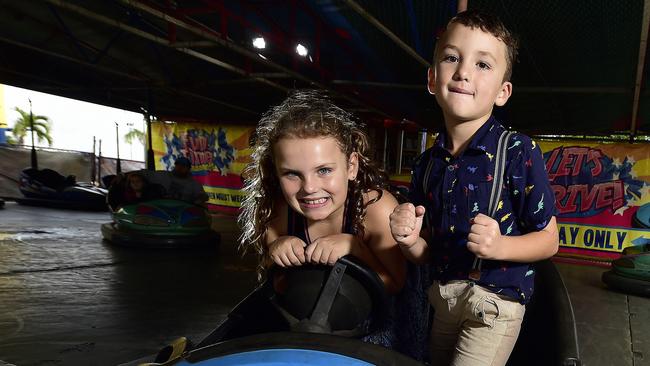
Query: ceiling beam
[
  {"left": 0, "top": 35, "right": 146, "bottom": 82},
  {"left": 43, "top": 0, "right": 289, "bottom": 93},
  {"left": 0, "top": 29, "right": 258, "bottom": 117},
  {"left": 341, "top": 0, "right": 429, "bottom": 68},
  {"left": 170, "top": 40, "right": 216, "bottom": 48},
  {"left": 121, "top": 0, "right": 391, "bottom": 118},
  {"left": 630, "top": 0, "right": 650, "bottom": 138},
  {"left": 332, "top": 80, "right": 632, "bottom": 94},
  {"left": 333, "top": 80, "right": 423, "bottom": 90}
]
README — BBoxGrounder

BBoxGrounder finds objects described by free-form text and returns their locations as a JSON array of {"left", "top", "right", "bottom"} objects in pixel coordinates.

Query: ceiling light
[
  {"left": 252, "top": 37, "right": 266, "bottom": 49},
  {"left": 296, "top": 43, "right": 308, "bottom": 57}
]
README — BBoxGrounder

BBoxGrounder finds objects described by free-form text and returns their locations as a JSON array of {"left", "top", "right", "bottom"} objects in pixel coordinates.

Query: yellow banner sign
[
  {"left": 204, "top": 186, "right": 247, "bottom": 208},
  {"left": 539, "top": 140, "right": 650, "bottom": 258},
  {"left": 558, "top": 223, "right": 649, "bottom": 253}
]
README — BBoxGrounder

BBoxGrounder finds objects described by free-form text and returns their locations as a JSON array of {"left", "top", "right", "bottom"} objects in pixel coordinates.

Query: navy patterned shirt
[{"left": 409, "top": 116, "right": 556, "bottom": 303}]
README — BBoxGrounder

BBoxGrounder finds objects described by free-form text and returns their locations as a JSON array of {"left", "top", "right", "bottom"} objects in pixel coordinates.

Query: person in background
[
  {"left": 107, "top": 172, "right": 162, "bottom": 210},
  {"left": 138, "top": 157, "right": 208, "bottom": 206}
]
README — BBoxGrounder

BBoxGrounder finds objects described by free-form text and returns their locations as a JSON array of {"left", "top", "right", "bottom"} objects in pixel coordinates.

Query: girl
[
  {"left": 108, "top": 172, "right": 162, "bottom": 210},
  {"left": 239, "top": 90, "right": 405, "bottom": 294}
]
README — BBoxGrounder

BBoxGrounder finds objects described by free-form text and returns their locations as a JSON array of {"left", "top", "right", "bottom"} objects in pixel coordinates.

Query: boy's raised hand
[
  {"left": 390, "top": 203, "right": 425, "bottom": 247},
  {"left": 268, "top": 236, "right": 307, "bottom": 267},
  {"left": 467, "top": 213, "right": 505, "bottom": 260}
]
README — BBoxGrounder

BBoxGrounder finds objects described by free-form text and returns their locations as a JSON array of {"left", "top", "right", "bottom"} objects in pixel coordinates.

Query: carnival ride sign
[
  {"left": 539, "top": 141, "right": 650, "bottom": 257},
  {"left": 152, "top": 121, "right": 253, "bottom": 213}
]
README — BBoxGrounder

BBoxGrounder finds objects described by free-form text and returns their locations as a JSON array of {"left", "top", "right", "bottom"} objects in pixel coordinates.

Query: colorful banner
[
  {"left": 0, "top": 84, "right": 6, "bottom": 128},
  {"left": 539, "top": 140, "right": 650, "bottom": 258},
  {"left": 152, "top": 121, "right": 254, "bottom": 213}
]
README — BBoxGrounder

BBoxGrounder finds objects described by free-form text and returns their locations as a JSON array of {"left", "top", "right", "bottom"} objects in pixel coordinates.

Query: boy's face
[
  {"left": 273, "top": 136, "right": 358, "bottom": 223},
  {"left": 428, "top": 23, "right": 512, "bottom": 125}
]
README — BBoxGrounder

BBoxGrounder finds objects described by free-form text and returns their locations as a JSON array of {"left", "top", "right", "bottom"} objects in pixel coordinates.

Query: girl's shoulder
[{"left": 362, "top": 188, "right": 398, "bottom": 220}]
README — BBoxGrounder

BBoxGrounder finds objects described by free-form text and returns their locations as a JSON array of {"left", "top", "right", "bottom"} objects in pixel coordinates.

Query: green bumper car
[
  {"left": 101, "top": 199, "right": 220, "bottom": 249},
  {"left": 602, "top": 253, "right": 650, "bottom": 297},
  {"left": 622, "top": 243, "right": 650, "bottom": 256}
]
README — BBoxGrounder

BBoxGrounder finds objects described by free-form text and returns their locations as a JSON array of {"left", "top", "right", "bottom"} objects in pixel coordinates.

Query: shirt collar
[{"left": 432, "top": 116, "right": 504, "bottom": 155}]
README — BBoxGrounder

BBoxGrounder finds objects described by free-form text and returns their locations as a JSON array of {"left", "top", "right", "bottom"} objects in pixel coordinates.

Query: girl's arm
[
  {"left": 356, "top": 189, "right": 407, "bottom": 293},
  {"left": 264, "top": 202, "right": 308, "bottom": 267}
]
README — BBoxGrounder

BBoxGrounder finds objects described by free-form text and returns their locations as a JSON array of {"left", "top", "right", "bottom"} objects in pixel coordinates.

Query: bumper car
[
  {"left": 622, "top": 243, "right": 650, "bottom": 256},
  {"left": 125, "top": 257, "right": 580, "bottom": 366},
  {"left": 101, "top": 199, "right": 220, "bottom": 249},
  {"left": 632, "top": 202, "right": 650, "bottom": 229},
  {"left": 126, "top": 256, "right": 420, "bottom": 366},
  {"left": 16, "top": 168, "right": 107, "bottom": 211},
  {"left": 602, "top": 253, "right": 650, "bottom": 297}
]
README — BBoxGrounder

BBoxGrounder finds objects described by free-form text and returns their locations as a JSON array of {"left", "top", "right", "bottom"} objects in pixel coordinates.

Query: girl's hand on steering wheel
[
  {"left": 305, "top": 234, "right": 358, "bottom": 266},
  {"left": 268, "top": 236, "right": 307, "bottom": 267}
]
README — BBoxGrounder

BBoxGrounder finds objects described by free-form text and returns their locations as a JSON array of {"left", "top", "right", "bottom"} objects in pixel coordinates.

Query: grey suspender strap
[
  {"left": 488, "top": 130, "right": 515, "bottom": 217},
  {"left": 472, "top": 130, "right": 516, "bottom": 275},
  {"left": 422, "top": 153, "right": 435, "bottom": 227}
]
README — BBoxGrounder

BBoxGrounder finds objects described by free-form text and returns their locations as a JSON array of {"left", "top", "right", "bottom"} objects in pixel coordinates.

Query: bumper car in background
[
  {"left": 602, "top": 253, "right": 650, "bottom": 297},
  {"left": 16, "top": 168, "right": 107, "bottom": 211},
  {"left": 603, "top": 202, "right": 650, "bottom": 297},
  {"left": 632, "top": 202, "right": 650, "bottom": 229},
  {"left": 101, "top": 199, "right": 220, "bottom": 249}
]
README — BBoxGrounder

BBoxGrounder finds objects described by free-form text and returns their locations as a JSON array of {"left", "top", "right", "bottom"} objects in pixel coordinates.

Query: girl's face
[
  {"left": 273, "top": 136, "right": 358, "bottom": 223},
  {"left": 129, "top": 176, "right": 144, "bottom": 191}
]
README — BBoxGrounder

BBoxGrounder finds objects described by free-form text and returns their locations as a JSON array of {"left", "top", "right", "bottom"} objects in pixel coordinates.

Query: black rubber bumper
[
  {"left": 101, "top": 223, "right": 220, "bottom": 249},
  {"left": 602, "top": 270, "right": 650, "bottom": 297}
]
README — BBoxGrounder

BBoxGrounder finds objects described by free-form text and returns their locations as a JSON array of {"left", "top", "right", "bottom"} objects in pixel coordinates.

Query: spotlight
[
  {"left": 296, "top": 43, "right": 308, "bottom": 57},
  {"left": 252, "top": 37, "right": 266, "bottom": 49}
]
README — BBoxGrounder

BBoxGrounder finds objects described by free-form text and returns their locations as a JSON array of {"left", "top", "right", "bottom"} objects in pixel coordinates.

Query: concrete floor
[
  {"left": 557, "top": 262, "right": 650, "bottom": 366},
  {"left": 0, "top": 202, "right": 258, "bottom": 366},
  {"left": 1, "top": 201, "right": 649, "bottom": 365}
]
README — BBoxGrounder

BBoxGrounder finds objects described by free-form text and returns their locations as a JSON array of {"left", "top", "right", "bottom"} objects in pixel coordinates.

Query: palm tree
[
  {"left": 124, "top": 128, "right": 145, "bottom": 145},
  {"left": 10, "top": 107, "right": 53, "bottom": 146}
]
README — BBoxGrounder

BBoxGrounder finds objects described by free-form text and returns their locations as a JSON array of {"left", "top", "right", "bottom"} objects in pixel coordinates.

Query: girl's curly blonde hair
[{"left": 238, "top": 90, "right": 388, "bottom": 279}]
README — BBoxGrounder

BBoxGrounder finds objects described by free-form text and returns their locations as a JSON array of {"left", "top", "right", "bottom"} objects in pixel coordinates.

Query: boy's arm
[
  {"left": 469, "top": 134, "right": 559, "bottom": 262},
  {"left": 467, "top": 214, "right": 558, "bottom": 262},
  {"left": 390, "top": 203, "right": 431, "bottom": 265},
  {"left": 192, "top": 181, "right": 209, "bottom": 204},
  {"left": 399, "top": 233, "right": 430, "bottom": 265}
]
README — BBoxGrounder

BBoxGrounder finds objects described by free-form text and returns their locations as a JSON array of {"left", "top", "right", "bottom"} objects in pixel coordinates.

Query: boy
[{"left": 389, "top": 10, "right": 558, "bottom": 366}]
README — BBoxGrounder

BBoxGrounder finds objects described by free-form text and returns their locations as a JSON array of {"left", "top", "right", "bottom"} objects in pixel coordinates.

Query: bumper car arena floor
[{"left": 0, "top": 201, "right": 649, "bottom": 366}]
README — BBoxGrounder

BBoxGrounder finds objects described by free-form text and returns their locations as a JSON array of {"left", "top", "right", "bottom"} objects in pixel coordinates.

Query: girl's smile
[{"left": 273, "top": 136, "right": 358, "bottom": 223}]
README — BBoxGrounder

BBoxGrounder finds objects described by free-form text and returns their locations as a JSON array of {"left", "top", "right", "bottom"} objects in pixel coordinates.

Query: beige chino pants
[{"left": 427, "top": 280, "right": 526, "bottom": 366}]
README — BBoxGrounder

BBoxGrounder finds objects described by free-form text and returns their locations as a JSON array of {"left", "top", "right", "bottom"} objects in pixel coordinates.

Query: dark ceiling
[{"left": 0, "top": 0, "right": 648, "bottom": 137}]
